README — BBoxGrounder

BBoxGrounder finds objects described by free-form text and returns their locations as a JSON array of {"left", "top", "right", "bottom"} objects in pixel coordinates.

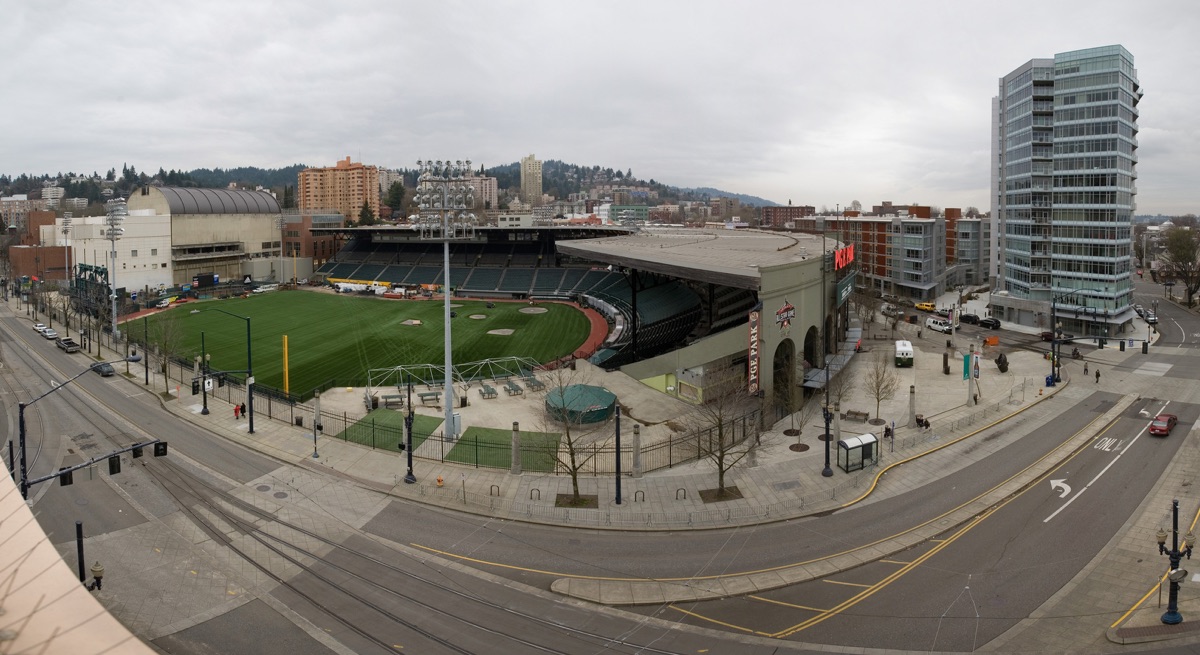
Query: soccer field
[{"left": 145, "top": 291, "right": 592, "bottom": 395}]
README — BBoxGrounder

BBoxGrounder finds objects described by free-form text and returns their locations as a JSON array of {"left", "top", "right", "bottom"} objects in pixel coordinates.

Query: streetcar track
[{"left": 148, "top": 456, "right": 687, "bottom": 655}]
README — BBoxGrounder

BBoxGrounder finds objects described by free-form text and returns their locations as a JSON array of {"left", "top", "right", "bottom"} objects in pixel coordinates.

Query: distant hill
[
  {"left": 674, "top": 187, "right": 779, "bottom": 207},
  {"left": 186, "top": 164, "right": 308, "bottom": 189}
]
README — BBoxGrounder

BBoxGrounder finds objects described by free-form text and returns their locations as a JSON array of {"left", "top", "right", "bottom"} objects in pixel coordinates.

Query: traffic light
[
  {"left": 192, "top": 378, "right": 200, "bottom": 395},
  {"left": 132, "top": 445, "right": 143, "bottom": 458},
  {"left": 154, "top": 442, "right": 168, "bottom": 457},
  {"left": 59, "top": 467, "right": 74, "bottom": 487},
  {"left": 217, "top": 375, "right": 225, "bottom": 388},
  {"left": 108, "top": 455, "right": 121, "bottom": 475}
]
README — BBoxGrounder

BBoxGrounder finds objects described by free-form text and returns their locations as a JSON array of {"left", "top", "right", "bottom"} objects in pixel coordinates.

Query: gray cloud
[{"left": 2, "top": 0, "right": 1197, "bottom": 214}]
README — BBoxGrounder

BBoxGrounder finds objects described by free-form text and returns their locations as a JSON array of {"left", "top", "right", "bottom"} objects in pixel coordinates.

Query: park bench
[
  {"left": 504, "top": 380, "right": 523, "bottom": 396},
  {"left": 841, "top": 409, "right": 870, "bottom": 422},
  {"left": 382, "top": 394, "right": 404, "bottom": 408},
  {"left": 419, "top": 391, "right": 441, "bottom": 406},
  {"left": 479, "top": 385, "right": 497, "bottom": 399}
]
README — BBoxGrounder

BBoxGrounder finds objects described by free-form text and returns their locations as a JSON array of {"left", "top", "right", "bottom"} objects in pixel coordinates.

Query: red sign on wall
[
  {"left": 834, "top": 243, "right": 855, "bottom": 270},
  {"left": 747, "top": 305, "right": 761, "bottom": 394}
]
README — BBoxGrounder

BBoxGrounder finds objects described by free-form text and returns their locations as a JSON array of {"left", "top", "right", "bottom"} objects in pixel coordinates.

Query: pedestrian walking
[
  {"left": 240, "top": 402, "right": 246, "bottom": 418},
  {"left": 234, "top": 404, "right": 240, "bottom": 420},
  {"left": 1083, "top": 362, "right": 1088, "bottom": 375},
  {"left": 1095, "top": 369, "right": 1101, "bottom": 383}
]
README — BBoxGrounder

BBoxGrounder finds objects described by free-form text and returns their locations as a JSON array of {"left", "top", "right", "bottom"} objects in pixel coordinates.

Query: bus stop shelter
[{"left": 837, "top": 433, "right": 879, "bottom": 473}]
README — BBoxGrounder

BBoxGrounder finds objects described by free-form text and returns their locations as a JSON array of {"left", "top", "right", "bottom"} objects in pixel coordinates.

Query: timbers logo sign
[{"left": 776, "top": 300, "right": 795, "bottom": 337}]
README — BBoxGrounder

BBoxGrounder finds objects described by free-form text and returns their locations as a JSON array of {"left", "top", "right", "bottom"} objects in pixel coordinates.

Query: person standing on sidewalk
[
  {"left": 234, "top": 404, "right": 240, "bottom": 420},
  {"left": 1084, "top": 362, "right": 1089, "bottom": 375},
  {"left": 1095, "top": 368, "right": 1101, "bottom": 383},
  {"left": 240, "top": 402, "right": 246, "bottom": 418}
]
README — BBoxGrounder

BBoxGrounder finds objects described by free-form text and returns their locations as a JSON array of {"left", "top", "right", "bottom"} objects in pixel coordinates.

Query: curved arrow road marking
[{"left": 1050, "top": 479, "right": 1071, "bottom": 498}]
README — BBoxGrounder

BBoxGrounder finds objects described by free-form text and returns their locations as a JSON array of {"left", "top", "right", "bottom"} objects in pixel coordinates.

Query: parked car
[
  {"left": 1145, "top": 312, "right": 1158, "bottom": 325},
  {"left": 1134, "top": 304, "right": 1145, "bottom": 318},
  {"left": 979, "top": 317, "right": 1001, "bottom": 329},
  {"left": 881, "top": 304, "right": 901, "bottom": 318},
  {"left": 934, "top": 308, "right": 952, "bottom": 318},
  {"left": 960, "top": 313, "right": 980, "bottom": 325},
  {"left": 41, "top": 329, "right": 58, "bottom": 340},
  {"left": 1149, "top": 414, "right": 1178, "bottom": 437},
  {"left": 1041, "top": 330, "right": 1075, "bottom": 342},
  {"left": 92, "top": 362, "right": 115, "bottom": 377},
  {"left": 925, "top": 316, "right": 954, "bottom": 334},
  {"left": 915, "top": 301, "right": 937, "bottom": 312},
  {"left": 55, "top": 337, "right": 80, "bottom": 353},
  {"left": 32, "top": 323, "right": 46, "bottom": 334}
]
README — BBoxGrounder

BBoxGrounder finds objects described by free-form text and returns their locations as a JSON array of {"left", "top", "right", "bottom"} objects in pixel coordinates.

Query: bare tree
[
  {"left": 688, "top": 376, "right": 761, "bottom": 498},
  {"left": 851, "top": 291, "right": 879, "bottom": 325},
  {"left": 536, "top": 367, "right": 608, "bottom": 506},
  {"left": 1159, "top": 226, "right": 1200, "bottom": 306},
  {"left": 864, "top": 357, "right": 900, "bottom": 420},
  {"left": 824, "top": 364, "right": 858, "bottom": 409},
  {"left": 150, "top": 313, "right": 186, "bottom": 395}
]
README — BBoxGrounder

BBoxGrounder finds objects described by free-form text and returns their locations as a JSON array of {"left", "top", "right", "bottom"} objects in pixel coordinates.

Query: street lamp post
[
  {"left": 403, "top": 376, "right": 416, "bottom": 484},
  {"left": 194, "top": 308, "right": 254, "bottom": 434},
  {"left": 1156, "top": 499, "right": 1195, "bottom": 625},
  {"left": 199, "top": 332, "right": 210, "bottom": 415},
  {"left": 413, "top": 160, "right": 476, "bottom": 440},
  {"left": 18, "top": 357, "right": 140, "bottom": 499},
  {"left": 821, "top": 405, "right": 833, "bottom": 477},
  {"left": 104, "top": 200, "right": 126, "bottom": 340}
]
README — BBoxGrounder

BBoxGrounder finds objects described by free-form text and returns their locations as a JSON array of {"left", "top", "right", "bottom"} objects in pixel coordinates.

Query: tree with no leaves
[
  {"left": 1159, "top": 226, "right": 1200, "bottom": 306},
  {"left": 688, "top": 376, "right": 761, "bottom": 498},
  {"left": 537, "top": 366, "right": 607, "bottom": 506},
  {"left": 865, "top": 356, "right": 900, "bottom": 420},
  {"left": 150, "top": 313, "right": 186, "bottom": 395}
]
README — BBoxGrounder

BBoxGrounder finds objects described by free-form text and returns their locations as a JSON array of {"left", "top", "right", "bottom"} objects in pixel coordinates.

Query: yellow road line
[
  {"left": 668, "top": 605, "right": 771, "bottom": 635},
  {"left": 410, "top": 410, "right": 1113, "bottom": 585},
  {"left": 746, "top": 596, "right": 826, "bottom": 612},
  {"left": 823, "top": 580, "right": 872, "bottom": 588}
]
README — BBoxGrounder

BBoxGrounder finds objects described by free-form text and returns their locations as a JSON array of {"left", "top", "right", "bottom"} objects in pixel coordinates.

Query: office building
[
  {"left": 991, "top": 45, "right": 1140, "bottom": 336},
  {"left": 298, "top": 157, "right": 381, "bottom": 221}
]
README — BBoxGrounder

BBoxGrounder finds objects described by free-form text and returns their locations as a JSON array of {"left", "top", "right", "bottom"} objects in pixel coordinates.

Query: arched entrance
[
  {"left": 803, "top": 326, "right": 819, "bottom": 370},
  {"left": 772, "top": 339, "right": 796, "bottom": 420}
]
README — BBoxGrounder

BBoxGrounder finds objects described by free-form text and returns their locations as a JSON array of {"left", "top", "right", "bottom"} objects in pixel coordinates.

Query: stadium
[{"left": 308, "top": 224, "right": 853, "bottom": 411}]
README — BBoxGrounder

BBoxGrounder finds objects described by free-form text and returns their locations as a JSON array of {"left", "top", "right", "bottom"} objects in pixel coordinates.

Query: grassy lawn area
[
  {"left": 142, "top": 291, "right": 590, "bottom": 395},
  {"left": 335, "top": 408, "right": 444, "bottom": 451},
  {"left": 445, "top": 426, "right": 561, "bottom": 472}
]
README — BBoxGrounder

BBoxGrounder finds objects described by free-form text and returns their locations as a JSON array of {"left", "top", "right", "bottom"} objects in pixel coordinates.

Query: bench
[
  {"left": 841, "top": 409, "right": 870, "bottom": 422},
  {"left": 522, "top": 375, "right": 545, "bottom": 391},
  {"left": 504, "top": 380, "right": 523, "bottom": 396},
  {"left": 479, "top": 385, "right": 497, "bottom": 399},
  {"left": 382, "top": 394, "right": 404, "bottom": 408},
  {"left": 419, "top": 391, "right": 441, "bottom": 406}
]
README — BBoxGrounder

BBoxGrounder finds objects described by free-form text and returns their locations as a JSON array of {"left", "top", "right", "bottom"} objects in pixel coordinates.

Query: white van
[
  {"left": 894, "top": 340, "right": 913, "bottom": 367},
  {"left": 925, "top": 316, "right": 954, "bottom": 334}
]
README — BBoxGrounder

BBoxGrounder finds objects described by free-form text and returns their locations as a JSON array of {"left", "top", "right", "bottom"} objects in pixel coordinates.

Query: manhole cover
[
  {"left": 75, "top": 498, "right": 89, "bottom": 506},
  {"left": 273, "top": 492, "right": 288, "bottom": 499},
  {"left": 256, "top": 485, "right": 271, "bottom": 492},
  {"left": 789, "top": 443, "right": 810, "bottom": 452}
]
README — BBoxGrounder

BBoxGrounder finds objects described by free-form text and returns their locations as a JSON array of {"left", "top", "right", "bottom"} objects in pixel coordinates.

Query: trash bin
[
  {"left": 295, "top": 416, "right": 304, "bottom": 427},
  {"left": 1045, "top": 375, "right": 1055, "bottom": 387},
  {"left": 371, "top": 396, "right": 379, "bottom": 409}
]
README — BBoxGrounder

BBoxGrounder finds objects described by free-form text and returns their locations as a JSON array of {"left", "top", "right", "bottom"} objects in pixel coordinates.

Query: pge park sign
[{"left": 834, "top": 244, "right": 855, "bottom": 270}]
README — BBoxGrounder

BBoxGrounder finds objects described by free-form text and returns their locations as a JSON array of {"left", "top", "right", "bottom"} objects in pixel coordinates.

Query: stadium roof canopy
[
  {"left": 556, "top": 228, "right": 834, "bottom": 290},
  {"left": 157, "top": 187, "right": 281, "bottom": 214}
]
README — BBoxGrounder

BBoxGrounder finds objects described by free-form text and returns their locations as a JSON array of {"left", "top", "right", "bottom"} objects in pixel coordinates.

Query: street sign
[{"left": 204, "top": 378, "right": 213, "bottom": 391}]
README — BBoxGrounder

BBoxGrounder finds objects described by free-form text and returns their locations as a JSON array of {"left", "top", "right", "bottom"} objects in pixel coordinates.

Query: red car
[{"left": 1149, "top": 414, "right": 1178, "bottom": 437}]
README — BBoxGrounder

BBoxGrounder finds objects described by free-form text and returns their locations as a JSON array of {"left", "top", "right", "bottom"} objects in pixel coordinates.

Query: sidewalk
[{"left": 55, "top": 292, "right": 1200, "bottom": 649}]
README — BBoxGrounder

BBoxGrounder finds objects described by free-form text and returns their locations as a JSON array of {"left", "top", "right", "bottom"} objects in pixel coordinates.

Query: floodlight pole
[{"left": 414, "top": 159, "right": 476, "bottom": 441}]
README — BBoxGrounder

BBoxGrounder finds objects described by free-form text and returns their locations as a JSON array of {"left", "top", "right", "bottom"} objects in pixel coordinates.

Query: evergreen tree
[
  {"left": 358, "top": 200, "right": 376, "bottom": 226},
  {"left": 384, "top": 181, "right": 405, "bottom": 210}
]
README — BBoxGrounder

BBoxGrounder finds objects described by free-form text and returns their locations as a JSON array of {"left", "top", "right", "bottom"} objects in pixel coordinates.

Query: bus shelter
[{"left": 837, "top": 433, "right": 879, "bottom": 473}]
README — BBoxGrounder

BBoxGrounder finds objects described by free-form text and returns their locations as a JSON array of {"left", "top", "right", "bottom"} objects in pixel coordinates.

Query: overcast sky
[{"left": 3, "top": 1, "right": 1197, "bottom": 215}]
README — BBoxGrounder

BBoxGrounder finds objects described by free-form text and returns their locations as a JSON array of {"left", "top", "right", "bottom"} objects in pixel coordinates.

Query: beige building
[
  {"left": 520, "top": 154, "right": 542, "bottom": 206},
  {"left": 299, "top": 156, "right": 381, "bottom": 222}
]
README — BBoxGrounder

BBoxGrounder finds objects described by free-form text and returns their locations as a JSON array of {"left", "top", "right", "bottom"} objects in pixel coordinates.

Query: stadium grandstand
[{"left": 311, "top": 225, "right": 850, "bottom": 411}]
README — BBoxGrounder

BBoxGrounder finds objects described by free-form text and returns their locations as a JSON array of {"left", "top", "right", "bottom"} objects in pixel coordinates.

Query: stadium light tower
[
  {"left": 104, "top": 199, "right": 127, "bottom": 340},
  {"left": 414, "top": 160, "right": 476, "bottom": 439}
]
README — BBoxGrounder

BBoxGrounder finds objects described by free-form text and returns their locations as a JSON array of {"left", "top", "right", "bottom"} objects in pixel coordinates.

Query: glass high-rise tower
[{"left": 991, "top": 45, "right": 1140, "bottom": 337}]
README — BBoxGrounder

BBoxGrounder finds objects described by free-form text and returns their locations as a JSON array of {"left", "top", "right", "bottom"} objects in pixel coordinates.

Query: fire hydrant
[{"left": 436, "top": 475, "right": 444, "bottom": 488}]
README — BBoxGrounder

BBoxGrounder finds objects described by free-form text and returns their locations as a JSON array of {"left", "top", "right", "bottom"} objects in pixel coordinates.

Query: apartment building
[
  {"left": 298, "top": 157, "right": 381, "bottom": 221},
  {"left": 520, "top": 154, "right": 542, "bottom": 206},
  {"left": 991, "top": 45, "right": 1140, "bottom": 336},
  {"left": 761, "top": 204, "right": 816, "bottom": 229}
]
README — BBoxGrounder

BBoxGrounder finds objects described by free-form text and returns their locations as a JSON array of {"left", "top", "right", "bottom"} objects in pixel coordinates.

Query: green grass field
[
  {"left": 142, "top": 292, "right": 591, "bottom": 394},
  {"left": 445, "top": 427, "right": 561, "bottom": 472},
  {"left": 335, "top": 408, "right": 444, "bottom": 451}
]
